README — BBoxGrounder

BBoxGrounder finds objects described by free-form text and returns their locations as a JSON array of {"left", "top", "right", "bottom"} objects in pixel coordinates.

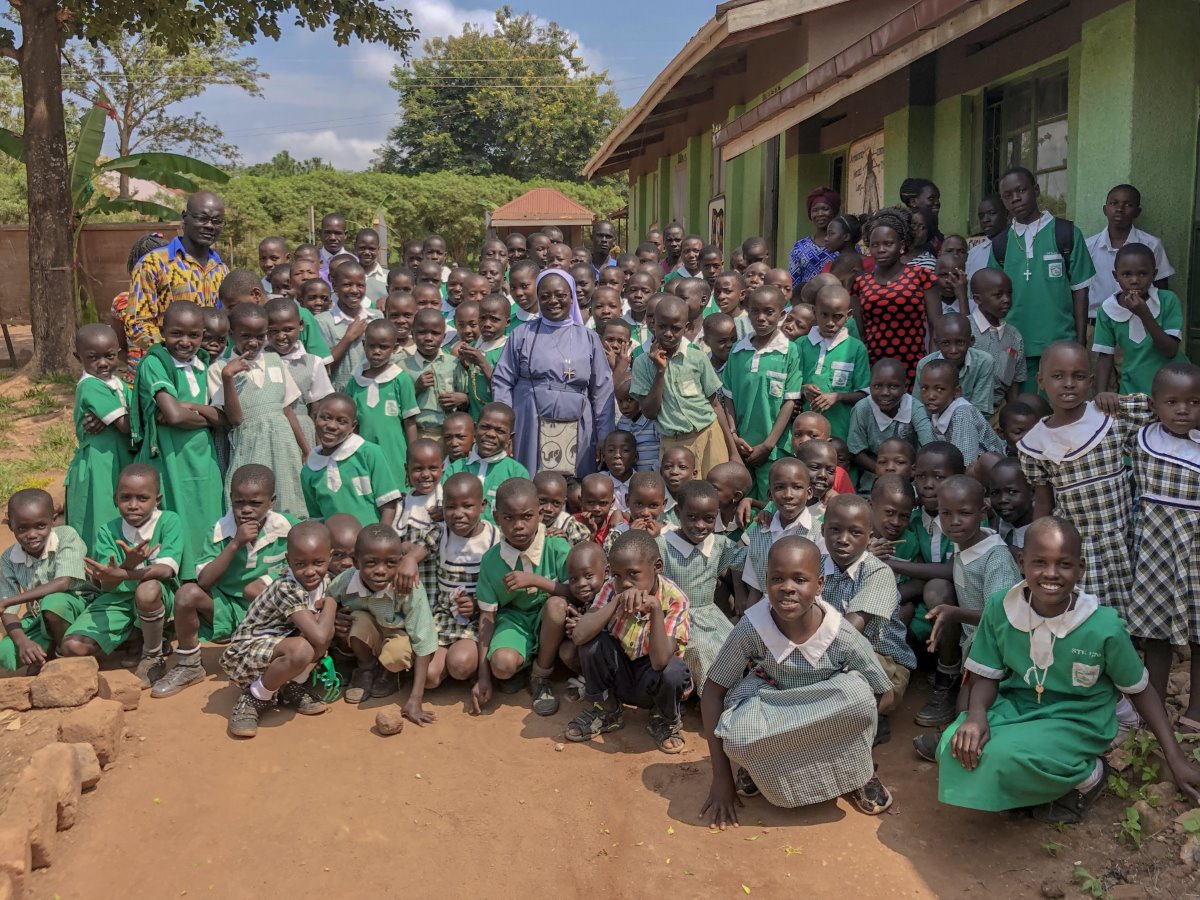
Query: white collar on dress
[
  {"left": 1019, "top": 403, "right": 1113, "bottom": 464},
  {"left": 467, "top": 448, "right": 508, "bottom": 467},
  {"left": 1001, "top": 582, "right": 1099, "bottom": 669},
  {"left": 306, "top": 434, "right": 366, "bottom": 491},
  {"left": 10, "top": 529, "right": 59, "bottom": 565},
  {"left": 1100, "top": 287, "right": 1160, "bottom": 344},
  {"left": 954, "top": 530, "right": 1005, "bottom": 566},
  {"left": 822, "top": 551, "right": 867, "bottom": 581},
  {"left": 79, "top": 372, "right": 127, "bottom": 396},
  {"left": 171, "top": 355, "right": 205, "bottom": 371},
  {"left": 971, "top": 306, "right": 1004, "bottom": 337},
  {"left": 214, "top": 510, "right": 292, "bottom": 564},
  {"left": 1138, "top": 422, "right": 1200, "bottom": 471},
  {"left": 870, "top": 394, "right": 913, "bottom": 431},
  {"left": 746, "top": 596, "right": 843, "bottom": 666},
  {"left": 499, "top": 524, "right": 547, "bottom": 569},
  {"left": 277, "top": 342, "right": 307, "bottom": 362},
  {"left": 121, "top": 509, "right": 162, "bottom": 546},
  {"left": 664, "top": 529, "right": 715, "bottom": 560},
  {"left": 513, "top": 305, "right": 538, "bottom": 322},
  {"left": 476, "top": 335, "right": 508, "bottom": 353},
  {"left": 352, "top": 362, "right": 402, "bottom": 408},
  {"left": 732, "top": 330, "right": 790, "bottom": 357},
  {"left": 394, "top": 485, "right": 442, "bottom": 532},
  {"left": 931, "top": 396, "right": 971, "bottom": 433},
  {"left": 806, "top": 326, "right": 849, "bottom": 352}
]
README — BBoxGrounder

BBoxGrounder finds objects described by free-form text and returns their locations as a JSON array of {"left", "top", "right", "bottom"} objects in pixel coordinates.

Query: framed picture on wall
[
  {"left": 708, "top": 195, "right": 726, "bottom": 254},
  {"left": 846, "top": 131, "right": 885, "bottom": 216}
]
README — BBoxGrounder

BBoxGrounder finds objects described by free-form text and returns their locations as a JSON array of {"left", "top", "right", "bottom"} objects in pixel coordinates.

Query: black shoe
[
  {"left": 229, "top": 689, "right": 275, "bottom": 738},
  {"left": 530, "top": 676, "right": 559, "bottom": 716},
  {"left": 369, "top": 666, "right": 398, "bottom": 699},
  {"left": 873, "top": 713, "right": 892, "bottom": 746},
  {"left": 277, "top": 682, "right": 328, "bottom": 715},
  {"left": 497, "top": 671, "right": 528, "bottom": 694},
  {"left": 914, "top": 670, "right": 960, "bottom": 727},
  {"left": 912, "top": 731, "right": 940, "bottom": 762},
  {"left": 735, "top": 768, "right": 760, "bottom": 797}
]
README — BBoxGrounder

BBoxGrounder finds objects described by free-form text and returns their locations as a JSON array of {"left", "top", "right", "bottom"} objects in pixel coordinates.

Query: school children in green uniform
[
  {"left": 347, "top": 362, "right": 420, "bottom": 487},
  {"left": 66, "top": 325, "right": 134, "bottom": 551},
  {"left": 464, "top": 334, "right": 507, "bottom": 421},
  {"left": 1092, "top": 286, "right": 1186, "bottom": 395},
  {"left": 401, "top": 309, "right": 470, "bottom": 439},
  {"left": 297, "top": 306, "right": 333, "bottom": 364},
  {"left": 302, "top": 434, "right": 403, "bottom": 527},
  {"left": 0, "top": 490, "right": 93, "bottom": 672},
  {"left": 441, "top": 402, "right": 529, "bottom": 520},
  {"left": 797, "top": 328, "right": 870, "bottom": 442},
  {"left": 130, "top": 304, "right": 224, "bottom": 581}
]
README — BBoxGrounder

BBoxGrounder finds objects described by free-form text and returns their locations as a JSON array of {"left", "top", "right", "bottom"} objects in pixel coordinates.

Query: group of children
[{"left": 4, "top": 192, "right": 1200, "bottom": 825}]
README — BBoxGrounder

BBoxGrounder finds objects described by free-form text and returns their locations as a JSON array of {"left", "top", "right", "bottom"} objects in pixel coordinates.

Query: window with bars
[{"left": 982, "top": 65, "right": 1069, "bottom": 218}]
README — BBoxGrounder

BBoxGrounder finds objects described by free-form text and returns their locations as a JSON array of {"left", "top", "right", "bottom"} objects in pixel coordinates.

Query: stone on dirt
[
  {"left": 0, "top": 773, "right": 55, "bottom": 869},
  {"left": 97, "top": 670, "right": 142, "bottom": 711},
  {"left": 67, "top": 742, "right": 102, "bottom": 790},
  {"left": 0, "top": 827, "right": 29, "bottom": 900},
  {"left": 29, "top": 657, "right": 98, "bottom": 709},
  {"left": 0, "top": 679, "right": 32, "bottom": 713},
  {"left": 375, "top": 708, "right": 405, "bottom": 736},
  {"left": 58, "top": 698, "right": 125, "bottom": 766},
  {"left": 26, "top": 744, "right": 82, "bottom": 830}
]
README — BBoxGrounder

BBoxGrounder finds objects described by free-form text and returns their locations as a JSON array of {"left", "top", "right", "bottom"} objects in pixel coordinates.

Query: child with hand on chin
[
  {"left": 220, "top": 521, "right": 338, "bottom": 738},
  {"left": 938, "top": 517, "right": 1200, "bottom": 823},
  {"left": 701, "top": 536, "right": 895, "bottom": 828}
]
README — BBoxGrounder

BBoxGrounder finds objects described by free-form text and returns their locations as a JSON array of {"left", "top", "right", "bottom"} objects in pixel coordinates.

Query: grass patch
[
  {"left": 33, "top": 372, "right": 78, "bottom": 387},
  {"left": 17, "top": 388, "right": 63, "bottom": 418},
  {"left": 32, "top": 423, "right": 77, "bottom": 470},
  {"left": 0, "top": 422, "right": 77, "bottom": 507}
]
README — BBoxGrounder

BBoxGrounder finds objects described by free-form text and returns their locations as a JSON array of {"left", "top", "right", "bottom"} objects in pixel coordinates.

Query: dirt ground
[{"left": 2, "top": 327, "right": 1198, "bottom": 899}]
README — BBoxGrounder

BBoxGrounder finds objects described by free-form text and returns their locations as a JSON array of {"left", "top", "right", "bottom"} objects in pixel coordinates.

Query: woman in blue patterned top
[{"left": 788, "top": 187, "right": 841, "bottom": 289}]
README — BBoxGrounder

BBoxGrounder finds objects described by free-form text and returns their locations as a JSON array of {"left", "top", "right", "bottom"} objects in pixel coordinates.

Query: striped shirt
[
  {"left": 616, "top": 415, "right": 662, "bottom": 471},
  {"left": 590, "top": 575, "right": 689, "bottom": 660}
]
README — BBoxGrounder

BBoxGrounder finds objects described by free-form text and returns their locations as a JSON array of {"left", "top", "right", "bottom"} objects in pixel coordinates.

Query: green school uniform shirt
[
  {"left": 195, "top": 510, "right": 295, "bottom": 599},
  {"left": 131, "top": 345, "right": 223, "bottom": 580},
  {"left": 796, "top": 328, "right": 870, "bottom": 441},
  {"left": 0, "top": 526, "right": 90, "bottom": 614},
  {"left": 301, "top": 434, "right": 403, "bottom": 526},
  {"left": 442, "top": 452, "right": 530, "bottom": 522},
  {"left": 328, "top": 568, "right": 438, "bottom": 656},
  {"left": 466, "top": 336, "right": 508, "bottom": 420},
  {"left": 476, "top": 526, "right": 570, "bottom": 614},
  {"left": 629, "top": 338, "right": 720, "bottom": 436},
  {"left": 1091, "top": 287, "right": 1187, "bottom": 395},
  {"left": 988, "top": 214, "right": 1094, "bottom": 357},
  {"left": 911, "top": 507, "right": 955, "bottom": 565},
  {"left": 397, "top": 348, "right": 469, "bottom": 430},
  {"left": 298, "top": 306, "right": 333, "bottom": 363},
  {"left": 315, "top": 304, "right": 383, "bottom": 392},
  {"left": 92, "top": 509, "right": 185, "bottom": 594},
  {"left": 720, "top": 330, "right": 803, "bottom": 456},
  {"left": 914, "top": 347, "right": 997, "bottom": 415},
  {"left": 847, "top": 395, "right": 933, "bottom": 492},
  {"left": 66, "top": 374, "right": 134, "bottom": 552},
  {"left": 346, "top": 363, "right": 420, "bottom": 486},
  {"left": 507, "top": 305, "right": 539, "bottom": 334}
]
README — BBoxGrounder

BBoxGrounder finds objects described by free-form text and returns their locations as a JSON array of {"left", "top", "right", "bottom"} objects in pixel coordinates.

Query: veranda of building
[{"left": 586, "top": 0, "right": 1200, "bottom": 358}]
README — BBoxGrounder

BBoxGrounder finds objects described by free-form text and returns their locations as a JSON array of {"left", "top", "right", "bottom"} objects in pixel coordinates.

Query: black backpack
[{"left": 991, "top": 217, "right": 1075, "bottom": 265}]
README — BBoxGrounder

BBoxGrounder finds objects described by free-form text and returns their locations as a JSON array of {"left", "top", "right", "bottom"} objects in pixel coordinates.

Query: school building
[{"left": 585, "top": 0, "right": 1200, "bottom": 358}]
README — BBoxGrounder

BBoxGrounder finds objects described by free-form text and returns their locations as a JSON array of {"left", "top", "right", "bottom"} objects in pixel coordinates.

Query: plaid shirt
[
  {"left": 126, "top": 238, "right": 227, "bottom": 374},
  {"left": 590, "top": 575, "right": 689, "bottom": 660}
]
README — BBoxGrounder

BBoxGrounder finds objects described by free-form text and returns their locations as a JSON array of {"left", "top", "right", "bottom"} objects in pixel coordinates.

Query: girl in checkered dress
[
  {"left": 409, "top": 473, "right": 499, "bottom": 689},
  {"left": 700, "top": 536, "right": 895, "bottom": 827},
  {"left": 1128, "top": 362, "right": 1200, "bottom": 732},
  {"left": 1017, "top": 342, "right": 1152, "bottom": 618}
]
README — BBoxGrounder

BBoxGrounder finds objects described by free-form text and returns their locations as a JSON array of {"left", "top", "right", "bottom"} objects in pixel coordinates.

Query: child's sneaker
[
  {"left": 344, "top": 665, "right": 374, "bottom": 704},
  {"left": 134, "top": 652, "right": 167, "bottom": 689},
  {"left": 530, "top": 675, "right": 559, "bottom": 716},
  {"left": 913, "top": 731, "right": 940, "bottom": 762},
  {"left": 228, "top": 689, "right": 275, "bottom": 738},
  {"left": 277, "top": 682, "right": 328, "bottom": 716},
  {"left": 150, "top": 658, "right": 206, "bottom": 698},
  {"left": 914, "top": 670, "right": 960, "bottom": 727},
  {"left": 850, "top": 776, "right": 893, "bottom": 815}
]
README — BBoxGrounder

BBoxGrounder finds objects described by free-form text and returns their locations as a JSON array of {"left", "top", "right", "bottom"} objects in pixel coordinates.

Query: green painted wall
[
  {"left": 883, "top": 105, "right": 934, "bottom": 209},
  {"left": 931, "top": 96, "right": 973, "bottom": 235},
  {"left": 657, "top": 156, "right": 671, "bottom": 229}
]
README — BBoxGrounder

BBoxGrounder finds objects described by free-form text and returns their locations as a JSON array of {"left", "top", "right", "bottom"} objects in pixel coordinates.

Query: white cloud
[
  {"left": 265, "top": 130, "right": 382, "bottom": 170},
  {"left": 351, "top": 0, "right": 496, "bottom": 81}
]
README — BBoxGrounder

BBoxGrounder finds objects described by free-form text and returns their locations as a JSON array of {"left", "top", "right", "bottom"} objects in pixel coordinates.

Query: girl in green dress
[
  {"left": 66, "top": 325, "right": 133, "bottom": 551},
  {"left": 938, "top": 517, "right": 1200, "bottom": 823},
  {"left": 130, "top": 302, "right": 224, "bottom": 581}
]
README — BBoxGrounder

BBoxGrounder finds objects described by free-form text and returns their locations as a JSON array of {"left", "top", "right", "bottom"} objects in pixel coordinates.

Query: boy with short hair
[
  {"left": 798, "top": 286, "right": 869, "bottom": 442},
  {"left": 441, "top": 402, "right": 529, "bottom": 517},
  {"left": 1085, "top": 184, "right": 1173, "bottom": 324},
  {"left": 615, "top": 379, "right": 660, "bottom": 473},
  {"left": 968, "top": 269, "right": 1026, "bottom": 408},
  {"left": 919, "top": 360, "right": 1007, "bottom": 466},
  {"left": 915, "top": 313, "right": 997, "bottom": 416},
  {"left": 0, "top": 490, "right": 93, "bottom": 672},
  {"left": 316, "top": 262, "right": 383, "bottom": 391},
  {"left": 354, "top": 228, "right": 389, "bottom": 304},
  {"left": 399, "top": 308, "right": 469, "bottom": 441},
  {"left": 459, "top": 293, "right": 509, "bottom": 420}
]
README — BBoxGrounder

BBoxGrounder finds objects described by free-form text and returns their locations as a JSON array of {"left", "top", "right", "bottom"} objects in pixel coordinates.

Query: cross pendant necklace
[
  {"left": 1023, "top": 265, "right": 1032, "bottom": 282},
  {"left": 564, "top": 361, "right": 575, "bottom": 379}
]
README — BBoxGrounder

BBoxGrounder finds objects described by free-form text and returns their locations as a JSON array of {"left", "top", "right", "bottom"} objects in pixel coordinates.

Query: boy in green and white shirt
[
  {"left": 441, "top": 403, "right": 529, "bottom": 520},
  {"left": 798, "top": 286, "right": 869, "bottom": 442},
  {"left": 720, "top": 285, "right": 803, "bottom": 500},
  {"left": 301, "top": 394, "right": 403, "bottom": 527},
  {"left": 399, "top": 308, "right": 469, "bottom": 441},
  {"left": 459, "top": 294, "right": 510, "bottom": 420},
  {"left": 0, "top": 490, "right": 93, "bottom": 672},
  {"left": 914, "top": 313, "right": 997, "bottom": 415}
]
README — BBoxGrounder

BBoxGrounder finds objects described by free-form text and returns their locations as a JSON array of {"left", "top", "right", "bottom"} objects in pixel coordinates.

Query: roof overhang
[
  {"left": 490, "top": 215, "right": 594, "bottom": 227},
  {"left": 716, "top": 0, "right": 1032, "bottom": 158},
  {"left": 583, "top": 0, "right": 851, "bottom": 179}
]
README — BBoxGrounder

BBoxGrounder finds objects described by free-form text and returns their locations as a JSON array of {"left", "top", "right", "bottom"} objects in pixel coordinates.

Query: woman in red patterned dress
[{"left": 850, "top": 207, "right": 941, "bottom": 387}]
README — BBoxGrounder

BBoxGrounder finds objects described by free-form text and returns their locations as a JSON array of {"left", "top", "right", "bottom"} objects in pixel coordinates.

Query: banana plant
[{"left": 0, "top": 100, "right": 230, "bottom": 320}]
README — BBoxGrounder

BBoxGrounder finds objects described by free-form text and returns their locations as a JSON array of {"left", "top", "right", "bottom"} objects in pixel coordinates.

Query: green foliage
[
  {"left": 1040, "top": 840, "right": 1061, "bottom": 857},
  {"left": 1072, "top": 866, "right": 1107, "bottom": 900},
  {"left": 1118, "top": 806, "right": 1142, "bottom": 848},
  {"left": 217, "top": 170, "right": 624, "bottom": 267},
  {"left": 240, "top": 151, "right": 333, "bottom": 178},
  {"left": 377, "top": 7, "right": 622, "bottom": 181}
]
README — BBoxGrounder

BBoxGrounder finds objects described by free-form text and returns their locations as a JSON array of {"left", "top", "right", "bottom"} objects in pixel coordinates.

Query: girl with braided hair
[{"left": 850, "top": 207, "right": 941, "bottom": 386}]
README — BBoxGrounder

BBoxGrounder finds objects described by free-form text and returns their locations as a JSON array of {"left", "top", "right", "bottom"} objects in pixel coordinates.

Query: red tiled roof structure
[{"left": 491, "top": 188, "right": 596, "bottom": 226}]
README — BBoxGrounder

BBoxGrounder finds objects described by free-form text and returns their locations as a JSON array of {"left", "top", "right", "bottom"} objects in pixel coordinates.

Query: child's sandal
[
  {"left": 565, "top": 703, "right": 624, "bottom": 742},
  {"left": 344, "top": 665, "right": 374, "bottom": 704},
  {"left": 647, "top": 715, "right": 685, "bottom": 754},
  {"left": 850, "top": 776, "right": 893, "bottom": 815}
]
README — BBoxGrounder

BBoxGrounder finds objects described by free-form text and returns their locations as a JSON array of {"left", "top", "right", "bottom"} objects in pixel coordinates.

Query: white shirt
[{"left": 1085, "top": 226, "right": 1174, "bottom": 317}]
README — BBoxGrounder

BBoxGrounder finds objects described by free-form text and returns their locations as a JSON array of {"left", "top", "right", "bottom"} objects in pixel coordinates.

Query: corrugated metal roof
[{"left": 491, "top": 188, "right": 596, "bottom": 224}]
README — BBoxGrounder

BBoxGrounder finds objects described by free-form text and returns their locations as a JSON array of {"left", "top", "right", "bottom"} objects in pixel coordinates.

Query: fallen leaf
[
  {"left": 742, "top": 885, "right": 751, "bottom": 894},
  {"left": 153, "top": 797, "right": 161, "bottom": 804},
  {"left": 667, "top": 826, "right": 675, "bottom": 835},
  {"left": 598, "top": 848, "right": 608, "bottom": 857},
  {"left": 784, "top": 845, "right": 803, "bottom": 856},
  {"left": 744, "top": 835, "right": 759, "bottom": 842},
  {"left": 5, "top": 717, "right": 19, "bottom": 731},
  {"left": 635, "top": 842, "right": 645, "bottom": 847},
  {"left": 665, "top": 858, "right": 671, "bottom": 865},
  {"left": 599, "top": 827, "right": 610, "bottom": 834}
]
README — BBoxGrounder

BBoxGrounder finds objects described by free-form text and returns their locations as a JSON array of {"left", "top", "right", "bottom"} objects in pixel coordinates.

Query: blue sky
[{"left": 173, "top": 0, "right": 712, "bottom": 170}]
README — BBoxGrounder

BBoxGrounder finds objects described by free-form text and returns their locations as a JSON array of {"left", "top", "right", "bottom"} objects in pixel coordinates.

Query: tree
[
  {"left": 241, "top": 150, "right": 333, "bottom": 178},
  {"left": 0, "top": 1, "right": 416, "bottom": 377},
  {"left": 376, "top": 6, "right": 622, "bottom": 182},
  {"left": 62, "top": 27, "right": 265, "bottom": 198}
]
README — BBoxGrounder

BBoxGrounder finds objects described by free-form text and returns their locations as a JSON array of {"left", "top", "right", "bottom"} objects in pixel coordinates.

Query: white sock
[
  {"left": 249, "top": 678, "right": 275, "bottom": 701},
  {"left": 1075, "top": 758, "right": 1104, "bottom": 793},
  {"left": 291, "top": 663, "right": 315, "bottom": 684},
  {"left": 1115, "top": 695, "right": 1139, "bottom": 726}
]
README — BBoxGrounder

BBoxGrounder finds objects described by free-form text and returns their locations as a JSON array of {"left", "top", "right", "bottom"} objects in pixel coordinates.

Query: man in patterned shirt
[{"left": 126, "top": 191, "right": 229, "bottom": 374}]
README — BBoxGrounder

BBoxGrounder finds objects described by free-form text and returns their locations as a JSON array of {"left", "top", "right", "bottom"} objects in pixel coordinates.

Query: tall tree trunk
[{"left": 18, "top": 0, "right": 74, "bottom": 375}]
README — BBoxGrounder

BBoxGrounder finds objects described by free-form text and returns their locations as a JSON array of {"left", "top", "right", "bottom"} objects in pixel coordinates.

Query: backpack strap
[
  {"left": 991, "top": 217, "right": 1074, "bottom": 268},
  {"left": 991, "top": 229, "right": 1009, "bottom": 266}
]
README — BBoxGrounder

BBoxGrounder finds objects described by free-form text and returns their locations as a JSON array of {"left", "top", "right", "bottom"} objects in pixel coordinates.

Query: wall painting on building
[
  {"left": 709, "top": 195, "right": 726, "bottom": 253},
  {"left": 847, "top": 131, "right": 885, "bottom": 216}
]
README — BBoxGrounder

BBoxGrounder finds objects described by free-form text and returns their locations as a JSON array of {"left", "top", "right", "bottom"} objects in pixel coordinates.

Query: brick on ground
[
  {"left": 0, "top": 827, "right": 29, "bottom": 900},
  {"left": 57, "top": 698, "right": 124, "bottom": 767},
  {"left": 29, "top": 658, "right": 98, "bottom": 709},
  {"left": 0, "top": 772, "right": 55, "bottom": 869},
  {"left": 67, "top": 743, "right": 101, "bottom": 791},
  {"left": 97, "top": 669, "right": 141, "bottom": 711},
  {"left": 26, "top": 744, "right": 81, "bottom": 831},
  {"left": 0, "top": 679, "right": 32, "bottom": 713}
]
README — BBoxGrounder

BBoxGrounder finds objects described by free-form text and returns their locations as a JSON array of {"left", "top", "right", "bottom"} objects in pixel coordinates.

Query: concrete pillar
[{"left": 932, "top": 96, "right": 973, "bottom": 236}]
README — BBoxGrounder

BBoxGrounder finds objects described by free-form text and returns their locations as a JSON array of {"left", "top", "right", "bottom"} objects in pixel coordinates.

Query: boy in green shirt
[
  {"left": 151, "top": 465, "right": 295, "bottom": 698},
  {"left": 62, "top": 464, "right": 184, "bottom": 687},
  {"left": 914, "top": 313, "right": 997, "bottom": 415},
  {"left": 458, "top": 294, "right": 510, "bottom": 420},
  {"left": 989, "top": 166, "right": 1094, "bottom": 370},
  {"left": 441, "top": 403, "right": 530, "bottom": 520},
  {"left": 0, "top": 490, "right": 92, "bottom": 672},
  {"left": 347, "top": 319, "right": 420, "bottom": 487},
  {"left": 301, "top": 394, "right": 402, "bottom": 527},
  {"left": 720, "top": 285, "right": 803, "bottom": 500},
  {"left": 398, "top": 308, "right": 469, "bottom": 442},
  {"left": 473, "top": 479, "right": 572, "bottom": 718},
  {"left": 316, "top": 261, "right": 383, "bottom": 391},
  {"left": 798, "top": 285, "right": 869, "bottom": 442},
  {"left": 1092, "top": 243, "right": 1186, "bottom": 395},
  {"left": 330, "top": 525, "right": 437, "bottom": 719}
]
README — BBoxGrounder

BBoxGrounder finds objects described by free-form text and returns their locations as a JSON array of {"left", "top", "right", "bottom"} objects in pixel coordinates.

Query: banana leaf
[
  {"left": 69, "top": 105, "right": 109, "bottom": 207},
  {"left": 95, "top": 152, "right": 229, "bottom": 184},
  {"left": 0, "top": 126, "right": 24, "bottom": 163},
  {"left": 88, "top": 197, "right": 181, "bottom": 220}
]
